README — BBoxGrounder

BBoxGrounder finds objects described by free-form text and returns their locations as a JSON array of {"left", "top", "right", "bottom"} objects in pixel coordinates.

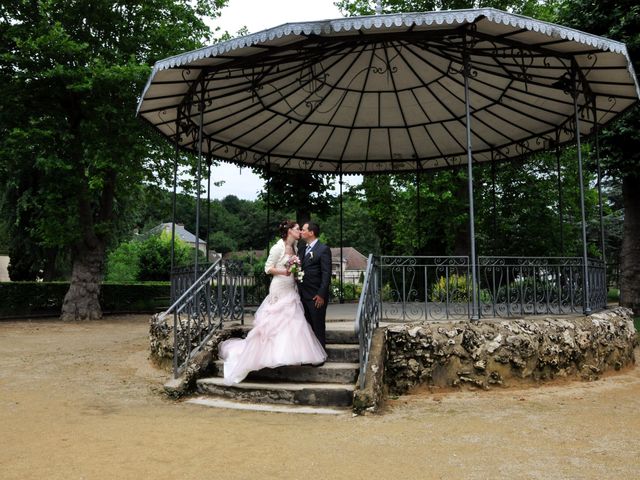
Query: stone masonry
[{"left": 384, "top": 307, "right": 637, "bottom": 395}]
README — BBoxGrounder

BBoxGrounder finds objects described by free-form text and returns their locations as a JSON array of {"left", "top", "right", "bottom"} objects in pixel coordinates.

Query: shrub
[
  {"left": 0, "top": 282, "right": 170, "bottom": 318},
  {"left": 106, "top": 232, "right": 198, "bottom": 283},
  {"left": 330, "top": 280, "right": 362, "bottom": 302},
  {"left": 105, "top": 240, "right": 141, "bottom": 282}
]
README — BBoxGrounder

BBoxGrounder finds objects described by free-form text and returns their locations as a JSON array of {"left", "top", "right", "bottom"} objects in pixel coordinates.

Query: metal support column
[
  {"left": 194, "top": 80, "right": 205, "bottom": 283},
  {"left": 572, "top": 66, "right": 591, "bottom": 314},
  {"left": 205, "top": 151, "right": 212, "bottom": 263},
  {"left": 490, "top": 151, "right": 497, "bottom": 254},
  {"left": 416, "top": 160, "right": 421, "bottom": 255},
  {"left": 339, "top": 171, "right": 344, "bottom": 304},
  {"left": 266, "top": 161, "right": 271, "bottom": 247},
  {"left": 463, "top": 41, "right": 479, "bottom": 320},
  {"left": 170, "top": 110, "right": 181, "bottom": 276},
  {"left": 593, "top": 99, "right": 606, "bottom": 267},
  {"left": 555, "top": 130, "right": 565, "bottom": 255}
]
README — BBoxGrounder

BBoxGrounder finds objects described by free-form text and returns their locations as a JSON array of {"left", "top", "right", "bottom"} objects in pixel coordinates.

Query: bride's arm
[{"left": 264, "top": 240, "right": 288, "bottom": 276}]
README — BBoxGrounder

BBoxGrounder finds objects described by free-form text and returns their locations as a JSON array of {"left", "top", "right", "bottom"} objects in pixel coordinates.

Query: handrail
[
  {"left": 158, "top": 257, "right": 246, "bottom": 378},
  {"left": 159, "top": 259, "right": 221, "bottom": 323},
  {"left": 354, "top": 254, "right": 380, "bottom": 390}
]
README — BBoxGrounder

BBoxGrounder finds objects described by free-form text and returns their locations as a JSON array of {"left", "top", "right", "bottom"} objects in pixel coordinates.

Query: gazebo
[{"left": 137, "top": 9, "right": 640, "bottom": 377}]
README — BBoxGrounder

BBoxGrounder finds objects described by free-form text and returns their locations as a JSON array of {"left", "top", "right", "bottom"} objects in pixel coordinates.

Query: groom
[{"left": 299, "top": 221, "right": 332, "bottom": 350}]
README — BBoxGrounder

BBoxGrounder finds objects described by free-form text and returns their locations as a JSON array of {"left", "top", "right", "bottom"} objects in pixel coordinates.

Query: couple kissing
[{"left": 218, "top": 220, "right": 331, "bottom": 385}]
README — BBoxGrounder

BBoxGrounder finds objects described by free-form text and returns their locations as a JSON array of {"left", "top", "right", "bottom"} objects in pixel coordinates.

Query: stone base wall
[{"left": 385, "top": 307, "right": 637, "bottom": 395}]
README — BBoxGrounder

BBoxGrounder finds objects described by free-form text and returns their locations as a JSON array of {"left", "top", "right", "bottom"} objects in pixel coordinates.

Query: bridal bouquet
[{"left": 286, "top": 255, "right": 304, "bottom": 282}]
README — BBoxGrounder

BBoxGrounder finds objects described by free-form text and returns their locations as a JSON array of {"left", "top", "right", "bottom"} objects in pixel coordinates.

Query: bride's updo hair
[{"left": 278, "top": 220, "right": 297, "bottom": 240}]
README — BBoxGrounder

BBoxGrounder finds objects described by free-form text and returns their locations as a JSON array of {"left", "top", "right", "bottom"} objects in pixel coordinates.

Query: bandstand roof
[{"left": 136, "top": 8, "right": 640, "bottom": 174}]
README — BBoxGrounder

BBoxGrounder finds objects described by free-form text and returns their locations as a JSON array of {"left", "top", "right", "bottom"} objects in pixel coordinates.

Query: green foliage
[
  {"left": 0, "top": 218, "right": 7, "bottom": 254},
  {"left": 137, "top": 233, "right": 195, "bottom": 281},
  {"left": 330, "top": 280, "right": 363, "bottom": 302},
  {"left": 336, "top": 0, "right": 557, "bottom": 18},
  {"left": 209, "top": 231, "right": 238, "bottom": 255},
  {"left": 259, "top": 171, "right": 334, "bottom": 225},
  {"left": 0, "top": 281, "right": 170, "bottom": 318},
  {"left": 431, "top": 274, "right": 470, "bottom": 302},
  {"left": 555, "top": 0, "right": 640, "bottom": 182},
  {"left": 318, "top": 188, "right": 381, "bottom": 255},
  {"left": 105, "top": 240, "right": 142, "bottom": 282},
  {"left": 0, "top": 0, "right": 227, "bottom": 288},
  {"left": 106, "top": 232, "right": 194, "bottom": 282}
]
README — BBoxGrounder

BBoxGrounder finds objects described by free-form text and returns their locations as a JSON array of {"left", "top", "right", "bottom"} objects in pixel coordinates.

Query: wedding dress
[{"left": 218, "top": 253, "right": 327, "bottom": 385}]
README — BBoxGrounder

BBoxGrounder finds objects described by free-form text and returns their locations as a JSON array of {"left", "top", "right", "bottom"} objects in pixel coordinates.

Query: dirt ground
[{"left": 1, "top": 315, "right": 639, "bottom": 480}]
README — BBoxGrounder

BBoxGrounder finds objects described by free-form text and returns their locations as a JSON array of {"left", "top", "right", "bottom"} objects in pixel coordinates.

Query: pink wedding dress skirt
[{"left": 218, "top": 273, "right": 327, "bottom": 385}]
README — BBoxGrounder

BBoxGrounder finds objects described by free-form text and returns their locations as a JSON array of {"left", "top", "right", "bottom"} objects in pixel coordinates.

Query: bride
[{"left": 218, "top": 220, "right": 327, "bottom": 385}]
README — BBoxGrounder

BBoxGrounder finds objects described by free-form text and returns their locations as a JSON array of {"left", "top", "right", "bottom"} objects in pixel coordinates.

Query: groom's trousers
[{"left": 301, "top": 298, "right": 327, "bottom": 349}]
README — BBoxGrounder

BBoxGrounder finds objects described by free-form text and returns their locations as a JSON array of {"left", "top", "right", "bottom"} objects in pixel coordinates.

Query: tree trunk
[
  {"left": 620, "top": 174, "right": 640, "bottom": 315},
  {"left": 59, "top": 167, "right": 111, "bottom": 321},
  {"left": 60, "top": 241, "right": 105, "bottom": 321}
]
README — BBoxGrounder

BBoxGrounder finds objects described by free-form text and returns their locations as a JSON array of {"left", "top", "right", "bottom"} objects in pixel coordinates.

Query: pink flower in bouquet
[{"left": 285, "top": 255, "right": 304, "bottom": 282}]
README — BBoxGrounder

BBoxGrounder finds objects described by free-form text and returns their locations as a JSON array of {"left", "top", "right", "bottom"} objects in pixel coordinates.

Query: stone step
[
  {"left": 186, "top": 396, "right": 349, "bottom": 415},
  {"left": 326, "top": 343, "right": 360, "bottom": 363},
  {"left": 325, "top": 328, "right": 358, "bottom": 345},
  {"left": 213, "top": 360, "right": 359, "bottom": 384},
  {"left": 224, "top": 324, "right": 357, "bottom": 345},
  {"left": 196, "top": 377, "right": 355, "bottom": 407}
]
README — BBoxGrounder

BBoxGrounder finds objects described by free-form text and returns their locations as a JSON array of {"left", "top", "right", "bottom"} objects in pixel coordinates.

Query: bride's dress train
[{"left": 218, "top": 259, "right": 327, "bottom": 385}]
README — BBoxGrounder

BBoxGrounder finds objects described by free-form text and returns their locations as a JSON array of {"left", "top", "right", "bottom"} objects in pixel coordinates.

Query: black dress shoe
[{"left": 312, "top": 361, "right": 325, "bottom": 367}]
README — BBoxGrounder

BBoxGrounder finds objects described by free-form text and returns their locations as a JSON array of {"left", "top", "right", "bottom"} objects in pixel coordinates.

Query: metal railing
[
  {"left": 353, "top": 254, "right": 607, "bottom": 389},
  {"left": 161, "top": 259, "right": 245, "bottom": 378},
  {"left": 354, "top": 254, "right": 381, "bottom": 389},
  {"left": 478, "top": 257, "right": 607, "bottom": 316},
  {"left": 373, "top": 255, "right": 606, "bottom": 321},
  {"left": 379, "top": 256, "right": 472, "bottom": 321}
]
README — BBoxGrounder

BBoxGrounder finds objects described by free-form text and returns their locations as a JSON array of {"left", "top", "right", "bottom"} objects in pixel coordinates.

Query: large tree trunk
[
  {"left": 620, "top": 174, "right": 640, "bottom": 315},
  {"left": 61, "top": 240, "right": 105, "bottom": 321},
  {"left": 60, "top": 166, "right": 113, "bottom": 321}
]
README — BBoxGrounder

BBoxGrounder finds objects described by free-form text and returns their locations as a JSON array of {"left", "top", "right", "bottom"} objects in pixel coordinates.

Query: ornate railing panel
[
  {"left": 163, "top": 259, "right": 245, "bottom": 377},
  {"left": 171, "top": 262, "right": 212, "bottom": 303},
  {"left": 478, "top": 257, "right": 607, "bottom": 317},
  {"left": 587, "top": 258, "right": 607, "bottom": 312},
  {"left": 354, "top": 254, "right": 381, "bottom": 389},
  {"left": 379, "top": 256, "right": 471, "bottom": 321}
]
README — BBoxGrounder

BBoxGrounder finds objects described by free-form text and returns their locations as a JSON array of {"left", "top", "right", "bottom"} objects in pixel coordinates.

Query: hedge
[{"left": 0, "top": 282, "right": 170, "bottom": 319}]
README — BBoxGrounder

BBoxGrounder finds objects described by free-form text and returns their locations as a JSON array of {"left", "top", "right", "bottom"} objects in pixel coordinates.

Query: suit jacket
[{"left": 299, "top": 240, "right": 331, "bottom": 301}]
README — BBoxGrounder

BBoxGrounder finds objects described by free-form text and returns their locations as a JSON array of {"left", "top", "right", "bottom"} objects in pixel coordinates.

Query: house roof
[
  {"left": 223, "top": 246, "right": 368, "bottom": 270},
  {"left": 223, "top": 250, "right": 266, "bottom": 260},
  {"left": 148, "top": 223, "right": 206, "bottom": 245},
  {"left": 330, "top": 247, "right": 368, "bottom": 270}
]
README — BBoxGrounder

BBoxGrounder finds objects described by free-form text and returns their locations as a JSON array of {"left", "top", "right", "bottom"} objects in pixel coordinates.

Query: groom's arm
[{"left": 317, "top": 245, "right": 332, "bottom": 300}]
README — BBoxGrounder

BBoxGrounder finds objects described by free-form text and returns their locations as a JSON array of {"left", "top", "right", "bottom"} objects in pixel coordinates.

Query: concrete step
[
  {"left": 325, "top": 328, "right": 358, "bottom": 345},
  {"left": 196, "top": 377, "right": 355, "bottom": 407},
  {"left": 186, "top": 396, "right": 349, "bottom": 415},
  {"left": 326, "top": 343, "right": 359, "bottom": 363},
  {"left": 223, "top": 324, "right": 357, "bottom": 344},
  {"left": 213, "top": 360, "right": 359, "bottom": 384}
]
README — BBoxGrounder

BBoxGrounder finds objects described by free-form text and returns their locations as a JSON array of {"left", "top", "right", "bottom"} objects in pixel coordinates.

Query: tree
[
  {"left": 555, "top": 0, "right": 640, "bottom": 313},
  {"left": 0, "top": 1, "right": 227, "bottom": 319},
  {"left": 336, "top": 0, "right": 558, "bottom": 18},
  {"left": 259, "top": 170, "right": 335, "bottom": 226},
  {"left": 317, "top": 187, "right": 381, "bottom": 255}
]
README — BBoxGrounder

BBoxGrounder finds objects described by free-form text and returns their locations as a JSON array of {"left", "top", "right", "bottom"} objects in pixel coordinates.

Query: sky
[{"left": 201, "top": 0, "right": 362, "bottom": 200}]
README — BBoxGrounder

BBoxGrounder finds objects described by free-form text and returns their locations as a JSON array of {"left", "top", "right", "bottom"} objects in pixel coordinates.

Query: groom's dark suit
[{"left": 299, "top": 240, "right": 332, "bottom": 348}]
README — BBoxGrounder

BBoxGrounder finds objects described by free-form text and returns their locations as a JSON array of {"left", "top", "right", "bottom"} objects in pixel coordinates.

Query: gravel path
[{"left": 1, "top": 315, "right": 638, "bottom": 480}]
